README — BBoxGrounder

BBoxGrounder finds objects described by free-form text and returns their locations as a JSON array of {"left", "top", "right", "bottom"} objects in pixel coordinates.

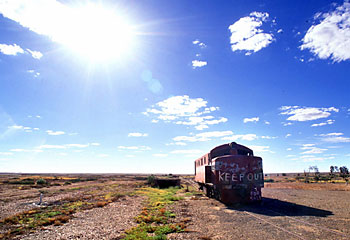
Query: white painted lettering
[
  {"left": 225, "top": 173, "right": 230, "bottom": 182},
  {"left": 239, "top": 174, "right": 244, "bottom": 181},
  {"left": 247, "top": 173, "right": 253, "bottom": 181},
  {"left": 232, "top": 174, "right": 237, "bottom": 182},
  {"left": 254, "top": 173, "right": 259, "bottom": 180},
  {"left": 219, "top": 171, "right": 225, "bottom": 181}
]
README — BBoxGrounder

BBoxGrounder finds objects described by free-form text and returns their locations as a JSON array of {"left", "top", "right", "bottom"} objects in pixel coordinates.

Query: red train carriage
[{"left": 194, "top": 142, "right": 264, "bottom": 204}]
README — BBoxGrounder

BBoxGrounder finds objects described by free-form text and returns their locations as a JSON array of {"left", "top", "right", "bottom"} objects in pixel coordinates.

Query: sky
[{"left": 0, "top": 0, "right": 349, "bottom": 174}]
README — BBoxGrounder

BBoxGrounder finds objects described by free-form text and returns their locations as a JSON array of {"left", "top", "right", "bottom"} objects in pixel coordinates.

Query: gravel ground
[
  {"left": 168, "top": 188, "right": 350, "bottom": 240},
  {"left": 19, "top": 195, "right": 143, "bottom": 240},
  {"left": 2, "top": 176, "right": 350, "bottom": 240}
]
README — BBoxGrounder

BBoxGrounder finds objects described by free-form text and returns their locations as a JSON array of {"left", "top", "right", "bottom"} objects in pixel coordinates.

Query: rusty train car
[{"left": 194, "top": 142, "right": 264, "bottom": 204}]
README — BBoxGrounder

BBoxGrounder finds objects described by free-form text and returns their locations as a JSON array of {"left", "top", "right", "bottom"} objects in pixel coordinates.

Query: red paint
[{"left": 194, "top": 142, "right": 264, "bottom": 204}]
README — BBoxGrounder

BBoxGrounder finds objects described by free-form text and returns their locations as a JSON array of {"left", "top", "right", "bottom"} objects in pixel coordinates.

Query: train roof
[{"left": 210, "top": 142, "right": 253, "bottom": 156}]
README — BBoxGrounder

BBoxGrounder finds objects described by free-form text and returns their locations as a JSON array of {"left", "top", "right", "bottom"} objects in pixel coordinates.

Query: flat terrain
[{"left": 1, "top": 174, "right": 350, "bottom": 239}]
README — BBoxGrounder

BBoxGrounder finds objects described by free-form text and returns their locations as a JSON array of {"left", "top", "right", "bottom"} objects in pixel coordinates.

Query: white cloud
[
  {"left": 173, "top": 131, "right": 259, "bottom": 143},
  {"left": 0, "top": 1, "right": 66, "bottom": 38},
  {"left": 228, "top": 11, "right": 274, "bottom": 55},
  {"left": 243, "top": 117, "right": 259, "bottom": 123},
  {"left": 264, "top": 121, "right": 270, "bottom": 125},
  {"left": 301, "top": 147, "right": 327, "bottom": 154},
  {"left": 193, "top": 40, "right": 200, "bottom": 44},
  {"left": 261, "top": 136, "right": 277, "bottom": 139},
  {"left": 192, "top": 39, "right": 206, "bottom": 48},
  {"left": 27, "top": 69, "right": 40, "bottom": 78},
  {"left": 38, "top": 144, "right": 66, "bottom": 149},
  {"left": 152, "top": 153, "right": 168, "bottom": 157},
  {"left": 90, "top": 142, "right": 100, "bottom": 146},
  {"left": 10, "top": 148, "right": 43, "bottom": 153},
  {"left": 285, "top": 133, "right": 291, "bottom": 138},
  {"left": 118, "top": 146, "right": 151, "bottom": 151},
  {"left": 97, "top": 154, "right": 109, "bottom": 158},
  {"left": 46, "top": 130, "right": 65, "bottom": 135},
  {"left": 38, "top": 143, "right": 91, "bottom": 149},
  {"left": 8, "top": 125, "right": 24, "bottom": 130},
  {"left": 128, "top": 132, "right": 148, "bottom": 137},
  {"left": 173, "top": 130, "right": 233, "bottom": 142},
  {"left": 299, "top": 155, "right": 334, "bottom": 162},
  {"left": 302, "top": 143, "right": 315, "bottom": 147},
  {"left": 283, "top": 122, "right": 293, "bottom": 126},
  {"left": 0, "top": 152, "right": 13, "bottom": 156},
  {"left": 318, "top": 132, "right": 350, "bottom": 143},
  {"left": 286, "top": 148, "right": 292, "bottom": 151},
  {"left": 176, "top": 116, "right": 228, "bottom": 130},
  {"left": 166, "top": 142, "right": 187, "bottom": 146},
  {"left": 145, "top": 95, "right": 226, "bottom": 130},
  {"left": 170, "top": 149, "right": 203, "bottom": 154},
  {"left": 280, "top": 106, "right": 338, "bottom": 121},
  {"left": 222, "top": 134, "right": 258, "bottom": 141},
  {"left": 65, "top": 143, "right": 89, "bottom": 148},
  {"left": 311, "top": 119, "right": 335, "bottom": 127},
  {"left": 0, "top": 43, "right": 43, "bottom": 59},
  {"left": 300, "top": 2, "right": 350, "bottom": 62},
  {"left": 248, "top": 145, "right": 274, "bottom": 153},
  {"left": 26, "top": 48, "right": 43, "bottom": 59},
  {"left": 192, "top": 60, "right": 207, "bottom": 68},
  {"left": 0, "top": 43, "right": 24, "bottom": 55},
  {"left": 318, "top": 132, "right": 343, "bottom": 137}
]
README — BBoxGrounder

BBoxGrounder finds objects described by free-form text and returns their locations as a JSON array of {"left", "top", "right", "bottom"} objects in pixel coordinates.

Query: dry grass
[{"left": 0, "top": 174, "right": 145, "bottom": 239}]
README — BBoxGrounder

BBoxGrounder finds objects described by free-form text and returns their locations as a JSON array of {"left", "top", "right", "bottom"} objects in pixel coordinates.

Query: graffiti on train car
[{"left": 218, "top": 171, "right": 263, "bottom": 183}]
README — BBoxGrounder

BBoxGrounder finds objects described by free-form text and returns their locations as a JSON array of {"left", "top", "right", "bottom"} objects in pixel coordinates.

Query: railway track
[{"left": 180, "top": 176, "right": 199, "bottom": 191}]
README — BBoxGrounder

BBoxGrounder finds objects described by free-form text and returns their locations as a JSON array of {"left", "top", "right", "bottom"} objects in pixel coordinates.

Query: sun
[{"left": 58, "top": 3, "right": 135, "bottom": 62}]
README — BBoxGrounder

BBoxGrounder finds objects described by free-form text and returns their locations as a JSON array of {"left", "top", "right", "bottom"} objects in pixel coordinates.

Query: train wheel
[
  {"left": 214, "top": 189, "right": 221, "bottom": 201},
  {"left": 208, "top": 186, "right": 214, "bottom": 198}
]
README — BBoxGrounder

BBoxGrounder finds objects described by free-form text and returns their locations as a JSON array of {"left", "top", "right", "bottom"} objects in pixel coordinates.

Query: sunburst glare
[{"left": 55, "top": 3, "right": 136, "bottom": 62}]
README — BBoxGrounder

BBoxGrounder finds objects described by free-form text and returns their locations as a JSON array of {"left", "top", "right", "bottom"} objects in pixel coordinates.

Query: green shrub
[
  {"left": 264, "top": 179, "right": 274, "bottom": 183},
  {"left": 147, "top": 175, "right": 156, "bottom": 187},
  {"left": 36, "top": 178, "right": 47, "bottom": 185}
]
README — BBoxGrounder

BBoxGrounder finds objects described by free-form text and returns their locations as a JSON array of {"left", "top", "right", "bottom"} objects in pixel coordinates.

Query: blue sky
[{"left": 0, "top": 0, "right": 349, "bottom": 174}]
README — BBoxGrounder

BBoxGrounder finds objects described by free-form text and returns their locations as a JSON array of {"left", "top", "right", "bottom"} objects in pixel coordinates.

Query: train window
[{"left": 201, "top": 158, "right": 203, "bottom": 165}]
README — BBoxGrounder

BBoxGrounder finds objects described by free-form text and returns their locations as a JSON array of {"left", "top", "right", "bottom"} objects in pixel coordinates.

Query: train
[{"left": 194, "top": 142, "right": 264, "bottom": 204}]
